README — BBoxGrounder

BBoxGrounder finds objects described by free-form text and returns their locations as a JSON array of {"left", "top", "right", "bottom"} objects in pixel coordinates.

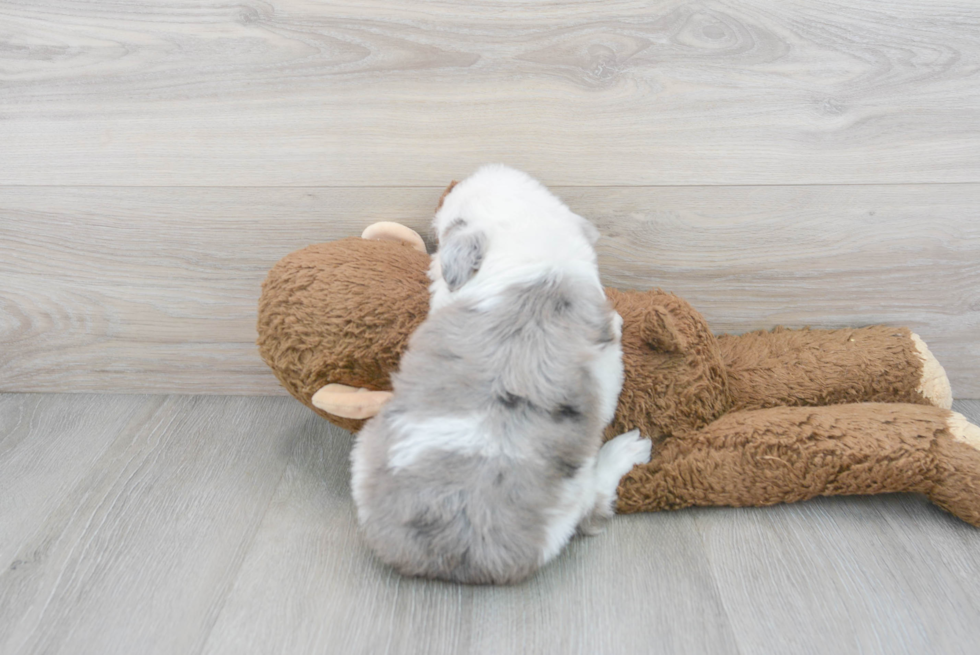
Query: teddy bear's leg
[
  {"left": 932, "top": 412, "right": 980, "bottom": 525},
  {"left": 716, "top": 326, "right": 952, "bottom": 411},
  {"left": 615, "top": 403, "right": 980, "bottom": 527}
]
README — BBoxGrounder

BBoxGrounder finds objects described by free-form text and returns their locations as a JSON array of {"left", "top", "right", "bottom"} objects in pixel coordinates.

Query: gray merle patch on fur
[
  {"left": 554, "top": 456, "right": 581, "bottom": 478},
  {"left": 597, "top": 319, "right": 616, "bottom": 344},
  {"left": 439, "top": 229, "right": 487, "bottom": 292},
  {"left": 408, "top": 511, "right": 443, "bottom": 537},
  {"left": 437, "top": 348, "right": 462, "bottom": 361},
  {"left": 553, "top": 404, "right": 583, "bottom": 421},
  {"left": 497, "top": 392, "right": 534, "bottom": 411},
  {"left": 498, "top": 392, "right": 521, "bottom": 408}
]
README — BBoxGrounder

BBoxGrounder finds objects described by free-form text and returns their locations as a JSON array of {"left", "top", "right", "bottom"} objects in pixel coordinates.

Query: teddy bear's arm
[
  {"left": 615, "top": 402, "right": 980, "bottom": 526},
  {"left": 716, "top": 326, "right": 952, "bottom": 411}
]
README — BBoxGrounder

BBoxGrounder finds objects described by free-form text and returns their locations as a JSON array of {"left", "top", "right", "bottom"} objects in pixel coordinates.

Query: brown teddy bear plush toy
[{"left": 257, "top": 220, "right": 980, "bottom": 527}]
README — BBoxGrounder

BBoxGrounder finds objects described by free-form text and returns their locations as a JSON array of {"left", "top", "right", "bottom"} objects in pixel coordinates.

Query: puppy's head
[{"left": 432, "top": 165, "right": 600, "bottom": 292}]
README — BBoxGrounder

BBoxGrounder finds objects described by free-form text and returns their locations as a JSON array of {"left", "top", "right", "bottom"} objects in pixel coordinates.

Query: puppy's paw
[
  {"left": 587, "top": 430, "right": 652, "bottom": 524},
  {"left": 609, "top": 310, "right": 623, "bottom": 343},
  {"left": 576, "top": 513, "right": 608, "bottom": 537},
  {"left": 598, "top": 429, "right": 652, "bottom": 481},
  {"left": 611, "top": 311, "right": 624, "bottom": 340}
]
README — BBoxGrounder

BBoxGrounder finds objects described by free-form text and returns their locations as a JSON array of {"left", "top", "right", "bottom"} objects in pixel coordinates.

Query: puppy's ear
[
  {"left": 439, "top": 228, "right": 487, "bottom": 291},
  {"left": 578, "top": 216, "right": 600, "bottom": 245}
]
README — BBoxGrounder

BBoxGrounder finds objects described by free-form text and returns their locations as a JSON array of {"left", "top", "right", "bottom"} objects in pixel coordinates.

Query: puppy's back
[
  {"left": 352, "top": 431, "right": 558, "bottom": 583},
  {"left": 351, "top": 272, "right": 613, "bottom": 583}
]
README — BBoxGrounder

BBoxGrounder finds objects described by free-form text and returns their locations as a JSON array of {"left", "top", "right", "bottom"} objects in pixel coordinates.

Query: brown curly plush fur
[
  {"left": 616, "top": 402, "right": 980, "bottom": 527},
  {"left": 718, "top": 325, "right": 929, "bottom": 411},
  {"left": 257, "top": 238, "right": 980, "bottom": 526},
  {"left": 257, "top": 239, "right": 431, "bottom": 433}
]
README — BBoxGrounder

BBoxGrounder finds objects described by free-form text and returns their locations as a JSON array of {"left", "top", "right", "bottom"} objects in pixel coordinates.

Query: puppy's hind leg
[
  {"left": 538, "top": 431, "right": 651, "bottom": 565},
  {"left": 426, "top": 255, "right": 453, "bottom": 315},
  {"left": 592, "top": 311, "right": 625, "bottom": 426},
  {"left": 578, "top": 430, "right": 652, "bottom": 535}
]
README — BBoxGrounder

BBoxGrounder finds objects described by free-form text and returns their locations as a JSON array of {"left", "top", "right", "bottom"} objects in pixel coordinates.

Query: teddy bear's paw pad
[
  {"left": 361, "top": 222, "right": 427, "bottom": 254},
  {"left": 911, "top": 333, "right": 953, "bottom": 409},
  {"left": 599, "top": 429, "right": 653, "bottom": 479},
  {"left": 311, "top": 384, "right": 393, "bottom": 419},
  {"left": 948, "top": 411, "right": 980, "bottom": 451}
]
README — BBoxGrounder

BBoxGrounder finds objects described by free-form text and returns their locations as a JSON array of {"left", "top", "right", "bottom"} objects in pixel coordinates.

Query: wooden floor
[{"left": 0, "top": 393, "right": 978, "bottom": 655}]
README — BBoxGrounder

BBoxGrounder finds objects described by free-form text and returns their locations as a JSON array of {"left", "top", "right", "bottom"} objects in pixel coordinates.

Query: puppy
[{"left": 349, "top": 165, "right": 651, "bottom": 584}]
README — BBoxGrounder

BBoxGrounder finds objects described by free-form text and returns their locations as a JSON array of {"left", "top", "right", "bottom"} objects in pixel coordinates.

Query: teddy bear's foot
[
  {"left": 911, "top": 333, "right": 953, "bottom": 409},
  {"left": 948, "top": 411, "right": 980, "bottom": 447},
  {"left": 931, "top": 411, "right": 980, "bottom": 526}
]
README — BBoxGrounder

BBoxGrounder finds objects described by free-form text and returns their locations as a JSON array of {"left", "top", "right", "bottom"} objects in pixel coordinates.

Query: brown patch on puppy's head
[{"left": 436, "top": 180, "right": 459, "bottom": 212}]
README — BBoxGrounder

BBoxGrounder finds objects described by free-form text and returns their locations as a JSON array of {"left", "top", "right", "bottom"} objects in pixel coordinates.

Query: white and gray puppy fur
[{"left": 350, "top": 164, "right": 651, "bottom": 584}]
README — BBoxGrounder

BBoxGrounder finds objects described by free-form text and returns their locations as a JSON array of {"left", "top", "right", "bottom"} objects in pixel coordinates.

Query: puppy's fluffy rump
[
  {"left": 350, "top": 165, "right": 648, "bottom": 584},
  {"left": 352, "top": 275, "right": 612, "bottom": 583}
]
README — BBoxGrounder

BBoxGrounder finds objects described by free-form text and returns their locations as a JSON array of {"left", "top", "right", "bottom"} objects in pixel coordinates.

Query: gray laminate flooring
[{"left": 1, "top": 394, "right": 978, "bottom": 655}]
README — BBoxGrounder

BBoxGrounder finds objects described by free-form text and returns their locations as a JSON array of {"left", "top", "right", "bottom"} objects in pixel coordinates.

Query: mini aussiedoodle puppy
[{"left": 349, "top": 165, "right": 651, "bottom": 584}]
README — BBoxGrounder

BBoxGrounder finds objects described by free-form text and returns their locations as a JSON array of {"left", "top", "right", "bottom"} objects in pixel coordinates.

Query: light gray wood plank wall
[
  {"left": 2, "top": 185, "right": 978, "bottom": 396},
  {"left": 2, "top": 0, "right": 979, "bottom": 185},
  {"left": 2, "top": 394, "right": 979, "bottom": 655}
]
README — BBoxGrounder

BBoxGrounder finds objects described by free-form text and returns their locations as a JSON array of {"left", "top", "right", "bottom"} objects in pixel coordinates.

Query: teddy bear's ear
[{"left": 639, "top": 305, "right": 689, "bottom": 354}]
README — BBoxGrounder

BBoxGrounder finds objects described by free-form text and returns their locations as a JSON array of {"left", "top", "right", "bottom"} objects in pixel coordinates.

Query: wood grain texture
[
  {"left": 1, "top": 0, "right": 979, "bottom": 186},
  {"left": 2, "top": 184, "right": 977, "bottom": 396},
  {"left": 201, "top": 422, "right": 740, "bottom": 655},
  {"left": 2, "top": 394, "right": 978, "bottom": 654},
  {"left": 0, "top": 394, "right": 161, "bottom": 567},
  {"left": 701, "top": 493, "right": 980, "bottom": 655},
  {"left": 0, "top": 394, "right": 303, "bottom": 655}
]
